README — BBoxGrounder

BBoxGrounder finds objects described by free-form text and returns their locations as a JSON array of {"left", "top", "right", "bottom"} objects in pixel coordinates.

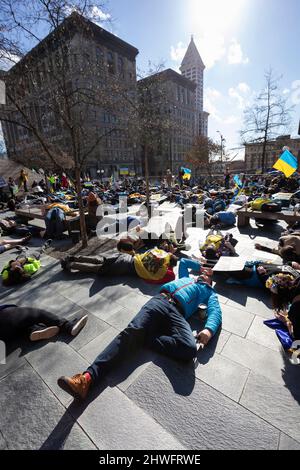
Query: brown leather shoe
[{"left": 57, "top": 373, "right": 91, "bottom": 400}]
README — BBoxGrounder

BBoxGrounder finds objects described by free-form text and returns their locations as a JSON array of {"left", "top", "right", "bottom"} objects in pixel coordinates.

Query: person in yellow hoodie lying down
[{"left": 61, "top": 247, "right": 178, "bottom": 285}]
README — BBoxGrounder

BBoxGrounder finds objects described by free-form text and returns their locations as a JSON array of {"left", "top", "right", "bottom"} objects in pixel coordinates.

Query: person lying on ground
[
  {"left": 117, "top": 228, "right": 190, "bottom": 255},
  {"left": 205, "top": 211, "right": 236, "bottom": 228},
  {"left": 181, "top": 257, "right": 299, "bottom": 289},
  {"left": 200, "top": 229, "right": 237, "bottom": 261},
  {"left": 57, "top": 260, "right": 222, "bottom": 400},
  {"left": 0, "top": 234, "right": 32, "bottom": 255},
  {"left": 255, "top": 232, "right": 300, "bottom": 263},
  {"left": 0, "top": 306, "right": 88, "bottom": 343},
  {"left": 1, "top": 240, "right": 51, "bottom": 286},
  {"left": 204, "top": 195, "right": 226, "bottom": 215},
  {"left": 0, "top": 218, "right": 46, "bottom": 238},
  {"left": 61, "top": 248, "right": 178, "bottom": 285}
]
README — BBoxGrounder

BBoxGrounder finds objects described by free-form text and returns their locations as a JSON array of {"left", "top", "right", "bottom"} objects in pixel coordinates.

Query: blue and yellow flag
[
  {"left": 273, "top": 150, "right": 298, "bottom": 178},
  {"left": 233, "top": 174, "right": 243, "bottom": 188},
  {"left": 181, "top": 167, "right": 192, "bottom": 180}
]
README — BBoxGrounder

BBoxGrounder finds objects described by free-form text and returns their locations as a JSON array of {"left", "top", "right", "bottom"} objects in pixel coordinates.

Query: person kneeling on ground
[
  {"left": 61, "top": 247, "right": 178, "bottom": 285},
  {"left": 0, "top": 305, "right": 88, "bottom": 343},
  {"left": 57, "top": 258, "right": 222, "bottom": 400}
]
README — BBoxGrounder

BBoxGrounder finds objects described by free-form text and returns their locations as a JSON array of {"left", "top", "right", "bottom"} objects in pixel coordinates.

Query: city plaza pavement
[{"left": 0, "top": 216, "right": 300, "bottom": 450}]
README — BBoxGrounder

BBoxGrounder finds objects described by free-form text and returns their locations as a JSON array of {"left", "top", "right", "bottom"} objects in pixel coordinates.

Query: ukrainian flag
[
  {"left": 181, "top": 167, "right": 192, "bottom": 181},
  {"left": 233, "top": 174, "right": 243, "bottom": 188},
  {"left": 273, "top": 149, "right": 298, "bottom": 178}
]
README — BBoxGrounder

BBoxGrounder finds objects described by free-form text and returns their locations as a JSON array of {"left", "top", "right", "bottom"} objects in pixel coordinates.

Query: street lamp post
[
  {"left": 217, "top": 131, "right": 226, "bottom": 172},
  {"left": 97, "top": 169, "right": 104, "bottom": 182}
]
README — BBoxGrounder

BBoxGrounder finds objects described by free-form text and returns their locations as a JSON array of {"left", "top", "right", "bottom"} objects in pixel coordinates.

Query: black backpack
[{"left": 261, "top": 202, "right": 282, "bottom": 213}]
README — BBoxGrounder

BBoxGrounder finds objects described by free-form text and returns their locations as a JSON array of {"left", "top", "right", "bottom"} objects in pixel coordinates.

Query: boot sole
[
  {"left": 70, "top": 315, "right": 88, "bottom": 337},
  {"left": 30, "top": 326, "right": 60, "bottom": 341},
  {"left": 57, "top": 377, "right": 84, "bottom": 400}
]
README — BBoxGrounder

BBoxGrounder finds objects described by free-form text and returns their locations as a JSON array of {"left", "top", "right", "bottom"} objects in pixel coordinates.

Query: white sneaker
[
  {"left": 30, "top": 326, "right": 60, "bottom": 341},
  {"left": 69, "top": 315, "right": 88, "bottom": 337}
]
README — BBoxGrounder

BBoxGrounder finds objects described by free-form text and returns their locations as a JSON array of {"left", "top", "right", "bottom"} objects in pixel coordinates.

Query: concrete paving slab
[
  {"left": 221, "top": 304, "right": 254, "bottom": 337},
  {"left": 73, "top": 386, "right": 185, "bottom": 450},
  {"left": 79, "top": 326, "right": 120, "bottom": 364},
  {"left": 126, "top": 361, "right": 279, "bottom": 450},
  {"left": 25, "top": 342, "right": 90, "bottom": 405},
  {"left": 246, "top": 315, "right": 282, "bottom": 352},
  {"left": 221, "top": 334, "right": 290, "bottom": 385},
  {"left": 195, "top": 353, "right": 250, "bottom": 402},
  {"left": 279, "top": 433, "right": 300, "bottom": 450},
  {"left": 240, "top": 372, "right": 300, "bottom": 443},
  {"left": 0, "top": 363, "right": 97, "bottom": 450}
]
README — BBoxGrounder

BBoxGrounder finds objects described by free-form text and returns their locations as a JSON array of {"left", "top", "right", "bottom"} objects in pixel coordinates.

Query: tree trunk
[
  {"left": 144, "top": 144, "right": 150, "bottom": 215},
  {"left": 44, "top": 173, "right": 50, "bottom": 193},
  {"left": 261, "top": 138, "right": 267, "bottom": 174},
  {"left": 75, "top": 166, "right": 88, "bottom": 248}
]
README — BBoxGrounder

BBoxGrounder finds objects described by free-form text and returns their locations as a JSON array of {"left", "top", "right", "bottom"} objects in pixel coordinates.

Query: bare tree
[
  {"left": 185, "top": 135, "right": 221, "bottom": 176},
  {"left": 0, "top": 3, "right": 138, "bottom": 248},
  {"left": 240, "top": 68, "right": 294, "bottom": 173}
]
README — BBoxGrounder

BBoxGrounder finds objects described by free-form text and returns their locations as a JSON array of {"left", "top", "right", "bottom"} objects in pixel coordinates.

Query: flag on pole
[
  {"left": 181, "top": 167, "right": 192, "bottom": 180},
  {"left": 273, "top": 149, "right": 298, "bottom": 178},
  {"left": 233, "top": 174, "right": 243, "bottom": 188}
]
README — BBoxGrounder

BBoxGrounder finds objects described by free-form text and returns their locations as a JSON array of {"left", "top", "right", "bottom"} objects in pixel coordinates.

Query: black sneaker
[
  {"left": 61, "top": 258, "right": 71, "bottom": 272},
  {"left": 67, "top": 315, "right": 88, "bottom": 337}
]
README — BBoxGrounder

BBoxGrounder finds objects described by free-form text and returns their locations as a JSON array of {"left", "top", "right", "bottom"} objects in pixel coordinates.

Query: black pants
[
  {"left": 5, "top": 226, "right": 43, "bottom": 238},
  {"left": 87, "top": 295, "right": 197, "bottom": 382},
  {"left": 0, "top": 306, "right": 69, "bottom": 341},
  {"left": 69, "top": 254, "right": 136, "bottom": 276},
  {"left": 288, "top": 300, "right": 300, "bottom": 341}
]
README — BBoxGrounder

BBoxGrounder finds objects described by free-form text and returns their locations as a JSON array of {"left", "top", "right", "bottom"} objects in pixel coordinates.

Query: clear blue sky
[{"left": 108, "top": 0, "right": 300, "bottom": 158}]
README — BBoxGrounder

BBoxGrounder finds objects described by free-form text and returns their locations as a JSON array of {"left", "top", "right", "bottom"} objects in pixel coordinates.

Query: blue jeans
[
  {"left": 45, "top": 207, "right": 66, "bottom": 239},
  {"left": 87, "top": 295, "right": 197, "bottom": 382}
]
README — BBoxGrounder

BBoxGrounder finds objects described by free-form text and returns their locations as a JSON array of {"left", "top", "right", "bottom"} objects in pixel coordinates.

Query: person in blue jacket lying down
[{"left": 57, "top": 258, "right": 223, "bottom": 401}]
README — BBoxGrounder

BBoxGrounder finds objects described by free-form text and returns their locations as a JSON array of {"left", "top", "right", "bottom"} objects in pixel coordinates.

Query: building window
[
  {"left": 118, "top": 57, "right": 124, "bottom": 77},
  {"left": 107, "top": 52, "right": 115, "bottom": 74},
  {"left": 96, "top": 47, "right": 104, "bottom": 63}
]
